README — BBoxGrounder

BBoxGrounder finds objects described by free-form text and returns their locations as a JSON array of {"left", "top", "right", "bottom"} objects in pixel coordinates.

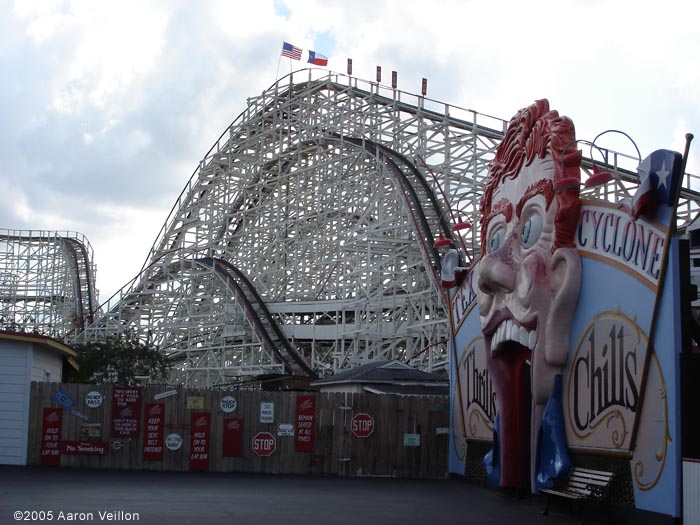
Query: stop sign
[
  {"left": 252, "top": 432, "right": 276, "bottom": 456},
  {"left": 351, "top": 413, "right": 374, "bottom": 438}
]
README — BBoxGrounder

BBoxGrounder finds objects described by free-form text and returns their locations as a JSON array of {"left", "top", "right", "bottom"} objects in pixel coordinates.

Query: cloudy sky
[{"left": 2, "top": 0, "right": 699, "bottom": 303}]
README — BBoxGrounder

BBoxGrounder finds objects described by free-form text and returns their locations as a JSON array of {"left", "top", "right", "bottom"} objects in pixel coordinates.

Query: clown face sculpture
[{"left": 476, "top": 99, "right": 582, "bottom": 490}]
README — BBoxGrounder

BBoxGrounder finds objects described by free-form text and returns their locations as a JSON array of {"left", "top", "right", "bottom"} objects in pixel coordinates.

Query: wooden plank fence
[{"left": 27, "top": 382, "right": 449, "bottom": 478}]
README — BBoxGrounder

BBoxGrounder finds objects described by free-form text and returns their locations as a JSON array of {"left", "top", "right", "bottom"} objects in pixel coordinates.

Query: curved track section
[
  {"left": 83, "top": 69, "right": 700, "bottom": 387},
  {"left": 0, "top": 230, "right": 98, "bottom": 338},
  {"left": 194, "top": 257, "right": 316, "bottom": 378},
  {"left": 91, "top": 256, "right": 299, "bottom": 385}
]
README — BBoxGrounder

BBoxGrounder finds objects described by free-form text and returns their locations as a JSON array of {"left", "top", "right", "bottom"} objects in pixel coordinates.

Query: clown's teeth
[
  {"left": 489, "top": 320, "right": 537, "bottom": 354},
  {"left": 510, "top": 323, "right": 519, "bottom": 342},
  {"left": 492, "top": 324, "right": 502, "bottom": 349},
  {"left": 519, "top": 326, "right": 529, "bottom": 346},
  {"left": 528, "top": 330, "right": 537, "bottom": 350}
]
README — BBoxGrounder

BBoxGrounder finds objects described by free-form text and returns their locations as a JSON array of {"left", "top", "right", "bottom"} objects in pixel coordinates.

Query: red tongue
[{"left": 490, "top": 345, "right": 531, "bottom": 488}]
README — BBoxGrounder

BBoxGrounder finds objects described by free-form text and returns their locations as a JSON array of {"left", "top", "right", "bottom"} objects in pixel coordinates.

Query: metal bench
[{"left": 541, "top": 466, "right": 614, "bottom": 524}]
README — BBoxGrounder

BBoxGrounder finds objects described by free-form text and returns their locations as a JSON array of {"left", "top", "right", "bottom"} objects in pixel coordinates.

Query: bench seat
[{"left": 541, "top": 466, "right": 614, "bottom": 524}]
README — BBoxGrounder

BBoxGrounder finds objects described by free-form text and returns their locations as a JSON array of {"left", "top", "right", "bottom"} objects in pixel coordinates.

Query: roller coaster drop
[
  {"left": 3, "top": 69, "right": 699, "bottom": 388},
  {"left": 0, "top": 230, "right": 97, "bottom": 338}
]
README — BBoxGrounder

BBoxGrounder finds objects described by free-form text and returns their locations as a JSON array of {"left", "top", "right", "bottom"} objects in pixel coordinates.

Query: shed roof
[
  {"left": 362, "top": 384, "right": 449, "bottom": 396},
  {"left": 0, "top": 330, "right": 78, "bottom": 369},
  {"left": 311, "top": 359, "right": 447, "bottom": 386}
]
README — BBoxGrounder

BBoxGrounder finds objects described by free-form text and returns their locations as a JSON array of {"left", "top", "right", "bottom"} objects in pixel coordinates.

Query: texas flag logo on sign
[{"left": 628, "top": 149, "right": 683, "bottom": 221}]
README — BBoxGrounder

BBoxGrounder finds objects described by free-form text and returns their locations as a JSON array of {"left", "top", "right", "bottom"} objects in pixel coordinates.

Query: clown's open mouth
[
  {"left": 484, "top": 309, "right": 537, "bottom": 356},
  {"left": 489, "top": 319, "right": 537, "bottom": 354},
  {"left": 483, "top": 311, "right": 534, "bottom": 488}
]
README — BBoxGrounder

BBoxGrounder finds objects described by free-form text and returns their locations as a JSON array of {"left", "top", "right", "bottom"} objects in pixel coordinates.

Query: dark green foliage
[
  {"left": 0, "top": 318, "right": 39, "bottom": 334},
  {"left": 68, "top": 334, "right": 171, "bottom": 385}
]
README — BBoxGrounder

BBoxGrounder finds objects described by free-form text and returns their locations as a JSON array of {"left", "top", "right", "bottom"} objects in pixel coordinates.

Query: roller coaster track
[
  {"left": 70, "top": 69, "right": 699, "bottom": 387},
  {"left": 61, "top": 236, "right": 97, "bottom": 329},
  {"left": 0, "top": 230, "right": 97, "bottom": 337},
  {"left": 194, "top": 257, "right": 316, "bottom": 378},
  {"left": 82, "top": 132, "right": 457, "bottom": 384},
  {"left": 338, "top": 136, "right": 463, "bottom": 299}
]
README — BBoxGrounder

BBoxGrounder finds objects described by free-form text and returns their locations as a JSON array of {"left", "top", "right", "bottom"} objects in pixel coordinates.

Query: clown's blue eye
[
  {"left": 522, "top": 213, "right": 542, "bottom": 248},
  {"left": 489, "top": 228, "right": 504, "bottom": 253}
]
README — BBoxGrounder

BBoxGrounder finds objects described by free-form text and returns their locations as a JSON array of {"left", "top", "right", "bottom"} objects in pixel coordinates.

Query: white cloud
[
  {"left": 16, "top": 0, "right": 170, "bottom": 118},
  {"left": 2, "top": 0, "right": 699, "bottom": 301},
  {"left": 121, "top": 128, "right": 152, "bottom": 156},
  {"left": 0, "top": 180, "right": 32, "bottom": 222},
  {"left": 88, "top": 203, "right": 167, "bottom": 303}
]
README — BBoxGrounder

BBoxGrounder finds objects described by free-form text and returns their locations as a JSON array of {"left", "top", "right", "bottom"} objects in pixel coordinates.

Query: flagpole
[
  {"left": 629, "top": 132, "right": 694, "bottom": 451},
  {"left": 278, "top": 42, "right": 302, "bottom": 79}
]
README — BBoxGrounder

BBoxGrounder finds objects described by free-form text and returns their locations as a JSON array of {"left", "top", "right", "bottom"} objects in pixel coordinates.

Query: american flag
[{"left": 281, "top": 42, "right": 302, "bottom": 60}]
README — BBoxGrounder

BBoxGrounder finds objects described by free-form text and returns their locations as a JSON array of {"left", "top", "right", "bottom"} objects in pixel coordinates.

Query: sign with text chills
[
  {"left": 446, "top": 99, "right": 686, "bottom": 518},
  {"left": 566, "top": 311, "right": 646, "bottom": 451}
]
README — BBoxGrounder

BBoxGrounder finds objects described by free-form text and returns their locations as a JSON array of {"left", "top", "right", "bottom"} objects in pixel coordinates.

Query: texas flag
[
  {"left": 630, "top": 149, "right": 683, "bottom": 221},
  {"left": 307, "top": 50, "right": 328, "bottom": 66}
]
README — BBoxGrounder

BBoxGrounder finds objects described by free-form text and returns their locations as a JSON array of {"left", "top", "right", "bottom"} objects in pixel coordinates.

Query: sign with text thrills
[
  {"left": 222, "top": 418, "right": 243, "bottom": 457},
  {"left": 111, "top": 386, "right": 141, "bottom": 437},
  {"left": 62, "top": 441, "right": 108, "bottom": 455},
  {"left": 143, "top": 403, "right": 165, "bottom": 461},
  {"left": 457, "top": 336, "right": 495, "bottom": 441},
  {"left": 189, "top": 412, "right": 211, "bottom": 470},
  {"left": 295, "top": 395, "right": 316, "bottom": 452},
  {"left": 40, "top": 408, "right": 62, "bottom": 466}
]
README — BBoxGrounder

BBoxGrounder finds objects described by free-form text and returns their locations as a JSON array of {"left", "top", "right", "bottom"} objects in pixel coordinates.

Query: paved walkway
[{"left": 0, "top": 466, "right": 606, "bottom": 524}]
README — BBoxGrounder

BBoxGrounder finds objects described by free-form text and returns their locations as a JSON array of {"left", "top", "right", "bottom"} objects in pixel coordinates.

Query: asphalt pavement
[{"left": 0, "top": 466, "right": 625, "bottom": 525}]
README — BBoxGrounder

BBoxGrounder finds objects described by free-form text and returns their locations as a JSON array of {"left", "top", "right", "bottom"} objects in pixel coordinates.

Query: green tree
[{"left": 69, "top": 334, "right": 171, "bottom": 385}]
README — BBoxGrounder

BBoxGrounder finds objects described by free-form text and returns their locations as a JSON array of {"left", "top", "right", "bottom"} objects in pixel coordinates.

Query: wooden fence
[{"left": 27, "top": 382, "right": 449, "bottom": 478}]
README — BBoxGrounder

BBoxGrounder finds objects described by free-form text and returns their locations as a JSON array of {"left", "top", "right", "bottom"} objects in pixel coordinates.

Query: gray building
[
  {"left": 0, "top": 331, "right": 77, "bottom": 465},
  {"left": 311, "top": 360, "right": 448, "bottom": 396}
]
